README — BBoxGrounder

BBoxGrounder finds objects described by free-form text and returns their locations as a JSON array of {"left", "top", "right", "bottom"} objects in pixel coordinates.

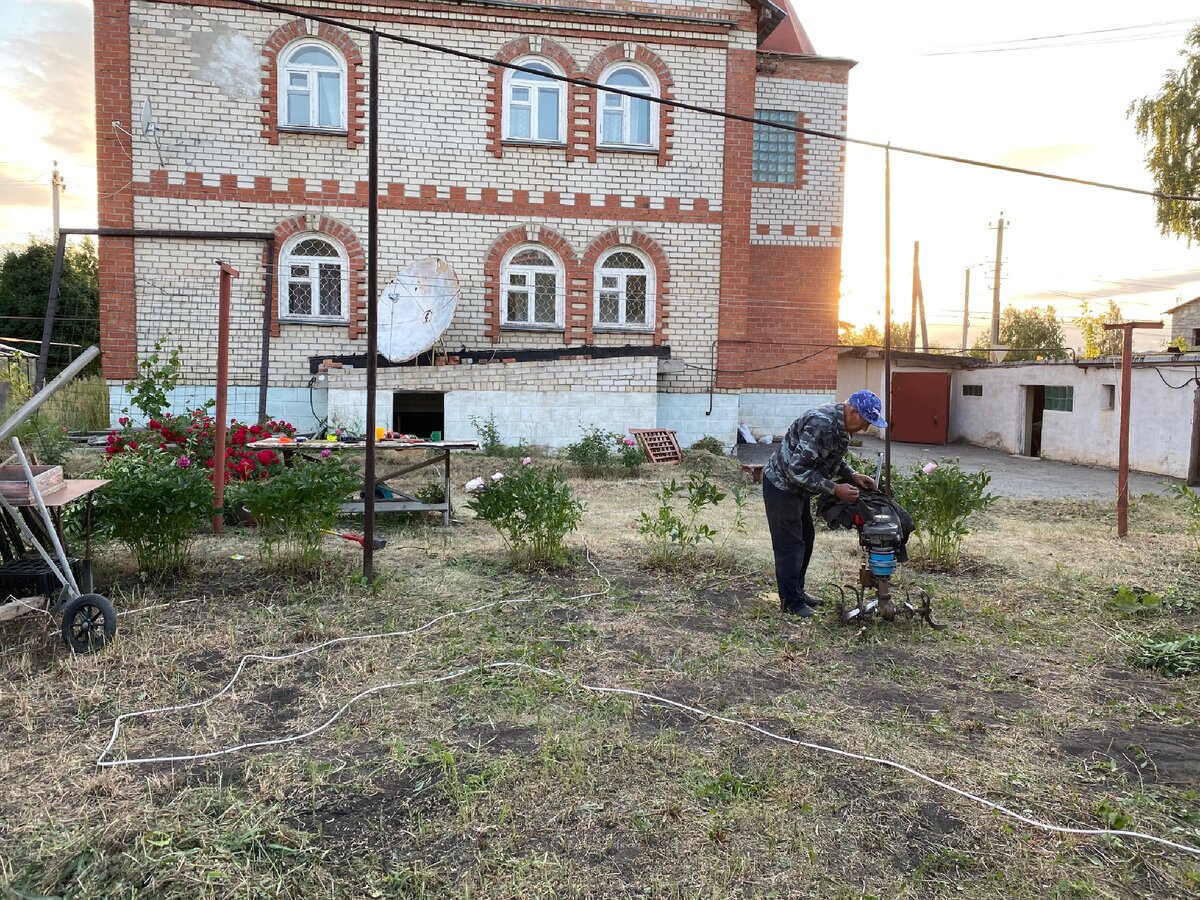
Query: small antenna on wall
[{"left": 140, "top": 99, "right": 166, "bottom": 168}]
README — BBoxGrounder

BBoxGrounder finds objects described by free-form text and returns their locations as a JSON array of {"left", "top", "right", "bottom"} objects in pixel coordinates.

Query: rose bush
[{"left": 466, "top": 462, "right": 582, "bottom": 566}]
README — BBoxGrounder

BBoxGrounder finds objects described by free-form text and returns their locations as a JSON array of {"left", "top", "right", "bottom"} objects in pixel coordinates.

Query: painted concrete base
[
  {"left": 106, "top": 384, "right": 326, "bottom": 430},
  {"left": 737, "top": 391, "right": 834, "bottom": 437},
  {"left": 657, "top": 392, "right": 739, "bottom": 451}
]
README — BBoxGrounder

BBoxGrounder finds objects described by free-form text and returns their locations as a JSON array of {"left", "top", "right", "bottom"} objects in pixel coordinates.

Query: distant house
[
  {"left": 93, "top": 0, "right": 855, "bottom": 449},
  {"left": 1166, "top": 296, "right": 1200, "bottom": 347}
]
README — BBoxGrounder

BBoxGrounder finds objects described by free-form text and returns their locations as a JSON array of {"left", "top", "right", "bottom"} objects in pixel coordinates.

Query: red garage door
[{"left": 890, "top": 372, "right": 950, "bottom": 444}]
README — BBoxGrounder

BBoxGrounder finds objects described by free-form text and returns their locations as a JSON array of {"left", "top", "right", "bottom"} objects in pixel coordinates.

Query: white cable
[{"left": 97, "top": 658, "right": 1200, "bottom": 857}]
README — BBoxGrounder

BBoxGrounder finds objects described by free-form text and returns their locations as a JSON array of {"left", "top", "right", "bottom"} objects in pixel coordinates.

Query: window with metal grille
[
  {"left": 1045, "top": 385, "right": 1073, "bottom": 411},
  {"left": 962, "top": 384, "right": 983, "bottom": 397},
  {"left": 753, "top": 109, "right": 797, "bottom": 183},
  {"left": 502, "top": 245, "right": 562, "bottom": 327},
  {"left": 595, "top": 249, "right": 654, "bottom": 329},
  {"left": 504, "top": 59, "right": 565, "bottom": 144},
  {"left": 280, "top": 41, "right": 347, "bottom": 131},
  {"left": 280, "top": 236, "right": 347, "bottom": 322}
]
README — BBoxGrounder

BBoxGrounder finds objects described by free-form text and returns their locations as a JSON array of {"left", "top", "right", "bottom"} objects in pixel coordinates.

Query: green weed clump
[
  {"left": 1132, "top": 633, "right": 1200, "bottom": 677},
  {"left": 465, "top": 461, "right": 582, "bottom": 567},
  {"left": 562, "top": 425, "right": 642, "bottom": 477},
  {"left": 638, "top": 470, "right": 730, "bottom": 568},
  {"left": 892, "top": 459, "right": 996, "bottom": 568}
]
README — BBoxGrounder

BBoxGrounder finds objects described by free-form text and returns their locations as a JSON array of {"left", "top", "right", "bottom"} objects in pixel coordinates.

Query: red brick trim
[
  {"left": 483, "top": 225, "right": 577, "bottom": 343},
  {"left": 272, "top": 214, "right": 366, "bottom": 340},
  {"left": 755, "top": 54, "right": 854, "bottom": 84},
  {"left": 583, "top": 44, "right": 676, "bottom": 166},
  {"left": 261, "top": 20, "right": 364, "bottom": 149},
  {"left": 133, "top": 174, "right": 721, "bottom": 224},
  {"left": 750, "top": 110, "right": 808, "bottom": 190},
  {"left": 579, "top": 229, "right": 671, "bottom": 346},
  {"left": 487, "top": 37, "right": 581, "bottom": 159},
  {"left": 716, "top": 48, "right": 756, "bottom": 390},
  {"left": 95, "top": 0, "right": 136, "bottom": 381}
]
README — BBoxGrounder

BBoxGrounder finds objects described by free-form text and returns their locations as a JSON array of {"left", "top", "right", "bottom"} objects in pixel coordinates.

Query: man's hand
[
  {"left": 850, "top": 473, "right": 876, "bottom": 491},
  {"left": 833, "top": 482, "right": 860, "bottom": 503}
]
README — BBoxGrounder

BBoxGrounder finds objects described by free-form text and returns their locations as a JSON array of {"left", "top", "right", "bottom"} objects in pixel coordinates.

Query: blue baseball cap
[{"left": 848, "top": 390, "right": 887, "bottom": 429}]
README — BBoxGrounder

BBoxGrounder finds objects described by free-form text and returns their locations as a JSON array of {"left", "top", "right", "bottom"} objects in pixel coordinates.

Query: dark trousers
[{"left": 762, "top": 478, "right": 815, "bottom": 611}]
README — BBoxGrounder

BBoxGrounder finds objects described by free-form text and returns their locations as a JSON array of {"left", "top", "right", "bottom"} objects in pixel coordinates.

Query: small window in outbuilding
[
  {"left": 1101, "top": 384, "right": 1115, "bottom": 410},
  {"left": 1045, "top": 385, "right": 1073, "bottom": 412},
  {"left": 962, "top": 384, "right": 983, "bottom": 397},
  {"left": 1192, "top": 328, "right": 1200, "bottom": 347}
]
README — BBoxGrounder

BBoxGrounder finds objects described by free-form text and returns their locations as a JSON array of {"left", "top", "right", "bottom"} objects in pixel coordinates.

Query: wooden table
[{"left": 247, "top": 439, "right": 481, "bottom": 526}]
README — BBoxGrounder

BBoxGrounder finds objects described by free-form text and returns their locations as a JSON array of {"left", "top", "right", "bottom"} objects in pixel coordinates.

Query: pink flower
[
  {"left": 623, "top": 438, "right": 637, "bottom": 446},
  {"left": 465, "top": 477, "right": 485, "bottom": 493},
  {"left": 320, "top": 448, "right": 332, "bottom": 458},
  {"left": 118, "top": 416, "right": 129, "bottom": 427},
  {"left": 922, "top": 462, "right": 939, "bottom": 475},
  {"left": 491, "top": 472, "right": 504, "bottom": 481},
  {"left": 521, "top": 456, "right": 532, "bottom": 466},
  {"left": 177, "top": 456, "right": 191, "bottom": 469}
]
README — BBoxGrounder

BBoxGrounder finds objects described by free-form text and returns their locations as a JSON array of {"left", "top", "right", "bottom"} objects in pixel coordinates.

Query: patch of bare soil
[{"left": 1059, "top": 723, "right": 1200, "bottom": 786}]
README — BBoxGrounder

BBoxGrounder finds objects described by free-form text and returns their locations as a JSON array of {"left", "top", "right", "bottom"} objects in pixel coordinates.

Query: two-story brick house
[{"left": 94, "top": 0, "right": 852, "bottom": 447}]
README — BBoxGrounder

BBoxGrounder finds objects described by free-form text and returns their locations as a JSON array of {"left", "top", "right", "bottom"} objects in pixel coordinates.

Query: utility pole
[
  {"left": 962, "top": 266, "right": 972, "bottom": 352},
  {"left": 1103, "top": 320, "right": 1163, "bottom": 537},
  {"left": 990, "top": 213, "right": 1005, "bottom": 347},
  {"left": 909, "top": 241, "right": 919, "bottom": 350},
  {"left": 51, "top": 161, "right": 65, "bottom": 243}
]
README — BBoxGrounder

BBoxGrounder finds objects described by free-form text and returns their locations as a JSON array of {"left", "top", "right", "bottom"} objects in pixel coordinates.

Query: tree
[
  {"left": 0, "top": 237, "right": 99, "bottom": 377},
  {"left": 1130, "top": 25, "right": 1200, "bottom": 244},
  {"left": 838, "top": 320, "right": 911, "bottom": 348},
  {"left": 972, "top": 305, "right": 1068, "bottom": 361},
  {"left": 1077, "top": 300, "right": 1124, "bottom": 358}
]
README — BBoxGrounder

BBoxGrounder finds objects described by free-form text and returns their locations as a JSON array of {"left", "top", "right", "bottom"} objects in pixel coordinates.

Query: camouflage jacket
[{"left": 763, "top": 403, "right": 855, "bottom": 496}]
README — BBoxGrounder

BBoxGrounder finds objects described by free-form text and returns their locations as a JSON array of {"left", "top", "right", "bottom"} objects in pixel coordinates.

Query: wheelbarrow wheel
[{"left": 61, "top": 593, "right": 117, "bottom": 654}]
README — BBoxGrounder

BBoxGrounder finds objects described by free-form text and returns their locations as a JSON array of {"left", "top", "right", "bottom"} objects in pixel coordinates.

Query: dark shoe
[
  {"left": 802, "top": 592, "right": 826, "bottom": 607},
  {"left": 781, "top": 603, "right": 815, "bottom": 618}
]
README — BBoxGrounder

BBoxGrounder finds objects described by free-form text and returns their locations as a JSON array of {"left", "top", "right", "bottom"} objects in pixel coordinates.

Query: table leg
[{"left": 443, "top": 451, "right": 451, "bottom": 527}]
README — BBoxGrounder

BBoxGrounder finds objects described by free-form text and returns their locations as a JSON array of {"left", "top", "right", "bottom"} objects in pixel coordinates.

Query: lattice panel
[{"left": 630, "top": 428, "right": 682, "bottom": 464}]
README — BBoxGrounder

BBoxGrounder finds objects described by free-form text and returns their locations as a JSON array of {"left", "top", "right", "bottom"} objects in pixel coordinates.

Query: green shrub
[
  {"left": 891, "top": 459, "right": 996, "bottom": 567},
  {"left": 1171, "top": 483, "right": 1200, "bottom": 552},
  {"left": 638, "top": 470, "right": 727, "bottom": 568},
  {"left": 688, "top": 436, "right": 727, "bottom": 456},
  {"left": 93, "top": 450, "right": 215, "bottom": 575},
  {"left": 233, "top": 456, "right": 360, "bottom": 569},
  {"left": 468, "top": 413, "right": 531, "bottom": 459},
  {"left": 1132, "top": 632, "right": 1200, "bottom": 677},
  {"left": 465, "top": 461, "right": 582, "bottom": 566},
  {"left": 563, "top": 425, "right": 641, "bottom": 476}
]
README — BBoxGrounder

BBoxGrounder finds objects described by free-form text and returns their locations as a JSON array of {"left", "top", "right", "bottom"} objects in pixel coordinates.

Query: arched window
[
  {"left": 501, "top": 245, "right": 563, "bottom": 327},
  {"left": 280, "top": 235, "right": 348, "bottom": 322},
  {"left": 280, "top": 41, "right": 347, "bottom": 130},
  {"left": 595, "top": 248, "right": 654, "bottom": 329},
  {"left": 598, "top": 65, "right": 657, "bottom": 149},
  {"left": 504, "top": 59, "right": 566, "bottom": 144}
]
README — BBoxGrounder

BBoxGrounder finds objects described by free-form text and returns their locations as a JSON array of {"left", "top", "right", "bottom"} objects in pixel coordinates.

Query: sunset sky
[{"left": 1, "top": 1, "right": 1198, "bottom": 351}]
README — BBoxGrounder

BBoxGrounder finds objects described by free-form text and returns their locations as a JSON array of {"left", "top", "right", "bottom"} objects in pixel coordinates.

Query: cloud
[
  {"left": 996, "top": 143, "right": 1092, "bottom": 168},
  {"left": 1015, "top": 268, "right": 1200, "bottom": 304}
]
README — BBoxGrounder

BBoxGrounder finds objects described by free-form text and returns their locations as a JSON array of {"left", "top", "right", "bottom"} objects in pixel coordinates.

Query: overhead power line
[
  {"left": 926, "top": 17, "right": 1198, "bottom": 52},
  {"left": 223, "top": 0, "right": 1200, "bottom": 204}
]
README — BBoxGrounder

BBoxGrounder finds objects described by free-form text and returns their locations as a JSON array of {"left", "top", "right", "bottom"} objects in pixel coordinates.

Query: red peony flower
[{"left": 256, "top": 449, "right": 276, "bottom": 465}]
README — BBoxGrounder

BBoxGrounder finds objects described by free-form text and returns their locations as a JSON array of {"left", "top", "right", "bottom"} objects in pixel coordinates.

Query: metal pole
[
  {"left": 0, "top": 346, "right": 100, "bottom": 445},
  {"left": 36, "top": 231, "right": 68, "bottom": 391},
  {"left": 990, "top": 213, "right": 1005, "bottom": 347},
  {"left": 363, "top": 31, "right": 380, "bottom": 581},
  {"left": 961, "top": 267, "right": 971, "bottom": 352},
  {"left": 259, "top": 237, "right": 275, "bottom": 423},
  {"left": 883, "top": 146, "right": 892, "bottom": 493},
  {"left": 12, "top": 437, "right": 80, "bottom": 597},
  {"left": 213, "top": 261, "right": 239, "bottom": 535},
  {"left": 1104, "top": 320, "right": 1162, "bottom": 538}
]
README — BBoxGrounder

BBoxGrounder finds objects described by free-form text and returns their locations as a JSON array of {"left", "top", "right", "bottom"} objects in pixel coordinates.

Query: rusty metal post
[
  {"left": 883, "top": 146, "right": 892, "bottom": 493},
  {"left": 213, "top": 261, "right": 240, "bottom": 535},
  {"left": 1103, "top": 320, "right": 1163, "bottom": 537},
  {"left": 363, "top": 30, "right": 380, "bottom": 580}
]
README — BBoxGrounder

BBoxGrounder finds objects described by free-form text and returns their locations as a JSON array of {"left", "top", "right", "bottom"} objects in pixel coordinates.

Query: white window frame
[
  {"left": 279, "top": 233, "right": 350, "bottom": 324},
  {"left": 500, "top": 244, "right": 565, "bottom": 329},
  {"left": 597, "top": 63, "right": 658, "bottom": 150},
  {"left": 593, "top": 247, "right": 655, "bottom": 331},
  {"left": 279, "top": 40, "right": 348, "bottom": 132},
  {"left": 503, "top": 57, "right": 567, "bottom": 145}
]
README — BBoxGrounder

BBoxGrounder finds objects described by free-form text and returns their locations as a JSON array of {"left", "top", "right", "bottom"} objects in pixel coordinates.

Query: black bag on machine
[{"left": 815, "top": 487, "right": 915, "bottom": 563}]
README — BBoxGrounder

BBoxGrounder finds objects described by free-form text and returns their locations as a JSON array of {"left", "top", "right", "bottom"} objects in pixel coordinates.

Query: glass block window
[
  {"left": 594, "top": 249, "right": 654, "bottom": 329},
  {"left": 753, "top": 109, "right": 797, "bottom": 183},
  {"left": 504, "top": 60, "right": 564, "bottom": 143},
  {"left": 1045, "top": 386, "right": 1073, "bottom": 412},
  {"left": 281, "top": 236, "right": 347, "bottom": 321},
  {"left": 962, "top": 384, "right": 983, "bottom": 397},
  {"left": 502, "top": 245, "right": 562, "bottom": 327},
  {"left": 281, "top": 41, "right": 346, "bottom": 130}
]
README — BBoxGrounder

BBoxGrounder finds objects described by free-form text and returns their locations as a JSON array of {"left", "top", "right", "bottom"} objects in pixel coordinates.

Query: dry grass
[{"left": 1, "top": 455, "right": 1198, "bottom": 898}]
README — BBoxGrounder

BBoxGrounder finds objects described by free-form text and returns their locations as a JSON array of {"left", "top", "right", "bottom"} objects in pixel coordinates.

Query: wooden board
[
  {"left": 248, "top": 439, "right": 480, "bottom": 451},
  {"left": 629, "top": 429, "right": 683, "bottom": 464}
]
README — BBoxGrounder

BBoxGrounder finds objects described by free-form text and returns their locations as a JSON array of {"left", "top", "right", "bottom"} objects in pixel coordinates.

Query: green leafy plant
[
  {"left": 1108, "top": 584, "right": 1163, "bottom": 614},
  {"left": 563, "top": 425, "right": 641, "bottom": 476},
  {"left": 688, "top": 436, "right": 727, "bottom": 456},
  {"left": 93, "top": 449, "right": 215, "bottom": 575},
  {"left": 638, "top": 470, "right": 727, "bottom": 568},
  {"left": 468, "top": 413, "right": 531, "bottom": 459},
  {"left": 1171, "top": 483, "right": 1200, "bottom": 554},
  {"left": 1132, "top": 632, "right": 1200, "bottom": 677},
  {"left": 233, "top": 456, "right": 360, "bottom": 569},
  {"left": 891, "top": 460, "right": 996, "bottom": 567},
  {"left": 465, "top": 461, "right": 582, "bottom": 566},
  {"left": 123, "top": 337, "right": 187, "bottom": 422}
]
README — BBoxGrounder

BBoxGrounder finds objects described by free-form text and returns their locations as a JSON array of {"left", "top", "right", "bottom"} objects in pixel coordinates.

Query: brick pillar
[{"left": 95, "top": 0, "right": 137, "bottom": 380}]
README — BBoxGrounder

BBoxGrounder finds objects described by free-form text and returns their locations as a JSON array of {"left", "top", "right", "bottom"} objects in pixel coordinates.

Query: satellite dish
[
  {"left": 378, "top": 257, "right": 460, "bottom": 363},
  {"left": 140, "top": 100, "right": 156, "bottom": 136}
]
